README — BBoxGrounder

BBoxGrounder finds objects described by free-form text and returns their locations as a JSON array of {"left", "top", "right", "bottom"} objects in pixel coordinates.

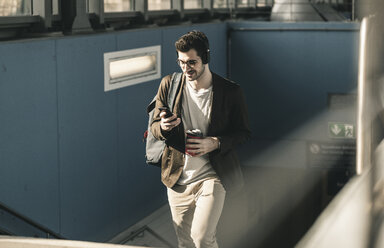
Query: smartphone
[{"left": 158, "top": 107, "right": 173, "bottom": 118}]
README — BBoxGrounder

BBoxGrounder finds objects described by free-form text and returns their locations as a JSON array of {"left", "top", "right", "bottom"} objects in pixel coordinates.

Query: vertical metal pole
[
  {"left": 352, "top": 0, "right": 355, "bottom": 21},
  {"left": 32, "top": 0, "right": 52, "bottom": 27},
  {"left": 72, "top": 0, "right": 93, "bottom": 33},
  {"left": 356, "top": 18, "right": 369, "bottom": 175},
  {"left": 22, "top": 0, "right": 32, "bottom": 15},
  {"left": 229, "top": 0, "right": 235, "bottom": 18},
  {"left": 227, "top": 28, "right": 232, "bottom": 79},
  {"left": 60, "top": 0, "right": 76, "bottom": 33},
  {"left": 88, "top": 0, "right": 104, "bottom": 24},
  {"left": 203, "top": 0, "right": 212, "bottom": 11},
  {"left": 125, "top": 0, "right": 130, "bottom": 10},
  {"left": 136, "top": 0, "right": 148, "bottom": 21},
  {"left": 53, "top": 0, "right": 61, "bottom": 16},
  {"left": 173, "top": 0, "right": 184, "bottom": 19}
]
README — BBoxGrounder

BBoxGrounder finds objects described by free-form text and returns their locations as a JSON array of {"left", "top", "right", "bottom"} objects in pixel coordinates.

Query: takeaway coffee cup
[{"left": 186, "top": 129, "right": 203, "bottom": 156}]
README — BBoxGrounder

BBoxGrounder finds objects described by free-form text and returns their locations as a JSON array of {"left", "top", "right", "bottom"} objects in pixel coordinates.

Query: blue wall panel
[
  {"left": 0, "top": 40, "right": 60, "bottom": 232},
  {"left": 228, "top": 22, "right": 359, "bottom": 168},
  {"left": 0, "top": 23, "right": 228, "bottom": 241},
  {"left": 115, "top": 29, "right": 166, "bottom": 230},
  {"left": 229, "top": 22, "right": 359, "bottom": 140},
  {"left": 56, "top": 34, "right": 119, "bottom": 241}
]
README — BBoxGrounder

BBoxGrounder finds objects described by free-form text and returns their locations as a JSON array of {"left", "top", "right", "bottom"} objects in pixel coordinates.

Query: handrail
[
  {"left": 0, "top": 227, "right": 13, "bottom": 236},
  {"left": 0, "top": 201, "right": 64, "bottom": 239}
]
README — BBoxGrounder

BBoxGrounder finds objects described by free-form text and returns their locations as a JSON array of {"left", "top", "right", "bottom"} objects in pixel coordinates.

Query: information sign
[
  {"left": 307, "top": 141, "right": 356, "bottom": 169},
  {"left": 328, "top": 122, "right": 355, "bottom": 139}
]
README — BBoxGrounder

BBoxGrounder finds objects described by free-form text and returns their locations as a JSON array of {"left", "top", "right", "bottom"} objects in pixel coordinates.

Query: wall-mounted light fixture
[{"left": 104, "top": 45, "right": 161, "bottom": 91}]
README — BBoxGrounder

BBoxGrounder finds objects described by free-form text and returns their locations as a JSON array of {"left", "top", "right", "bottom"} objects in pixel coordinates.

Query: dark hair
[{"left": 175, "top": 30, "right": 210, "bottom": 64}]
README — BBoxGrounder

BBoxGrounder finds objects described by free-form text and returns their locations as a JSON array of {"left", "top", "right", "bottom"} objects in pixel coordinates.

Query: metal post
[
  {"left": 352, "top": 0, "right": 355, "bottom": 21},
  {"left": 32, "top": 0, "right": 52, "bottom": 28},
  {"left": 88, "top": 0, "right": 104, "bottom": 24},
  {"left": 229, "top": 0, "right": 235, "bottom": 18},
  {"left": 135, "top": 0, "right": 148, "bottom": 21},
  {"left": 53, "top": 0, "right": 61, "bottom": 16},
  {"left": 356, "top": 18, "right": 370, "bottom": 175},
  {"left": 203, "top": 0, "right": 213, "bottom": 11},
  {"left": 172, "top": 0, "right": 184, "bottom": 19},
  {"left": 72, "top": 0, "right": 93, "bottom": 33}
]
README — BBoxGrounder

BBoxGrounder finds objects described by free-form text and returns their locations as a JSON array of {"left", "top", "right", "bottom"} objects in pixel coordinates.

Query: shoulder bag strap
[{"left": 167, "top": 72, "right": 182, "bottom": 111}]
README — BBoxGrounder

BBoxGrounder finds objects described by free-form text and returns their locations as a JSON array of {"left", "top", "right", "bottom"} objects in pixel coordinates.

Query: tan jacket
[{"left": 151, "top": 72, "right": 251, "bottom": 193}]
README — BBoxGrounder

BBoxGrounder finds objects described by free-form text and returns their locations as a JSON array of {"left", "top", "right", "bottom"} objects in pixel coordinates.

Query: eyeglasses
[{"left": 176, "top": 59, "right": 198, "bottom": 68}]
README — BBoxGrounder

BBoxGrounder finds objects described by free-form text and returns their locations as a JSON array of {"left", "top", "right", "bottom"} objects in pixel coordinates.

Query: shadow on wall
[
  {"left": 217, "top": 166, "right": 324, "bottom": 248},
  {"left": 218, "top": 106, "right": 357, "bottom": 247}
]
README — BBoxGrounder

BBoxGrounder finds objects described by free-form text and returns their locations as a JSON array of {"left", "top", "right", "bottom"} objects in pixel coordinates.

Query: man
[{"left": 151, "top": 30, "right": 250, "bottom": 248}]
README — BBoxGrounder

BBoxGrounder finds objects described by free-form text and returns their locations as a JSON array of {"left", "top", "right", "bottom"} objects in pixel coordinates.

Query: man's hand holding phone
[{"left": 159, "top": 107, "right": 181, "bottom": 131}]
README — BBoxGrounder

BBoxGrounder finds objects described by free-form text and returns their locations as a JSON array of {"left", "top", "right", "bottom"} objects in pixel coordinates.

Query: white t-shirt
[{"left": 177, "top": 81, "right": 217, "bottom": 185}]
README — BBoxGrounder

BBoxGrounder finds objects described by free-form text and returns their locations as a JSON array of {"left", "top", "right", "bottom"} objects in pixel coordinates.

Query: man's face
[{"left": 177, "top": 49, "right": 205, "bottom": 81}]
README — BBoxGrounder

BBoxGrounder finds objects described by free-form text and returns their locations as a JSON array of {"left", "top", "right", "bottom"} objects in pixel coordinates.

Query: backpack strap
[
  {"left": 167, "top": 72, "right": 182, "bottom": 111},
  {"left": 146, "top": 72, "right": 182, "bottom": 114}
]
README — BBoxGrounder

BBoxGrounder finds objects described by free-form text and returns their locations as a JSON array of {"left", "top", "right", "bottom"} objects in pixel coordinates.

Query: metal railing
[{"left": 0, "top": 201, "right": 64, "bottom": 239}]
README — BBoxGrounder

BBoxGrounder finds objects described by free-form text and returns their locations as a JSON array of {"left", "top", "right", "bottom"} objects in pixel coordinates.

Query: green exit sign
[{"left": 328, "top": 122, "right": 355, "bottom": 139}]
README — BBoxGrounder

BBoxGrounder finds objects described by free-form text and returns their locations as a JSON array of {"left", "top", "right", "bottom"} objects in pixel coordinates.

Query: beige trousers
[{"left": 167, "top": 178, "right": 226, "bottom": 248}]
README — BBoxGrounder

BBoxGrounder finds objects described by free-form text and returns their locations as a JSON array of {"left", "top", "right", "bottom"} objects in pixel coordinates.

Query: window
[
  {"left": 184, "top": 0, "right": 202, "bottom": 9},
  {"left": 148, "top": 0, "right": 171, "bottom": 11},
  {"left": 52, "top": 0, "right": 59, "bottom": 15},
  {"left": 238, "top": 0, "right": 257, "bottom": 8},
  {"left": 214, "top": 0, "right": 227, "bottom": 8},
  {"left": 104, "top": 0, "right": 131, "bottom": 12},
  {"left": 104, "top": 46, "right": 161, "bottom": 91},
  {"left": 257, "top": 0, "right": 274, "bottom": 7},
  {"left": 0, "top": 0, "right": 31, "bottom": 16}
]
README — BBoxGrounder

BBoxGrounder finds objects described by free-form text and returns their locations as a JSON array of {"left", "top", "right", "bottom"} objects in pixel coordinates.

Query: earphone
[
  {"left": 189, "top": 31, "right": 210, "bottom": 64},
  {"left": 202, "top": 48, "right": 210, "bottom": 64}
]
